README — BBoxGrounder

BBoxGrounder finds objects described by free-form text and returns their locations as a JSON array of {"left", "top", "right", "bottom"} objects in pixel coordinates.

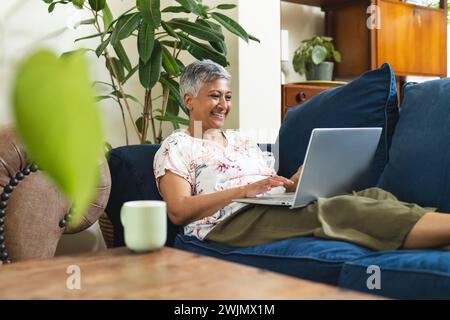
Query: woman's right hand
[{"left": 243, "top": 176, "right": 294, "bottom": 198}]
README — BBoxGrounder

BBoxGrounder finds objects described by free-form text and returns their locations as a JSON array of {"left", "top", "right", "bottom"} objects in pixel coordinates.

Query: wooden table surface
[{"left": 0, "top": 247, "right": 380, "bottom": 299}]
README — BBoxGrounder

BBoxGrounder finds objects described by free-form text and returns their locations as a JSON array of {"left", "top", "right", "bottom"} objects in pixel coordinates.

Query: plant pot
[{"left": 305, "top": 62, "right": 334, "bottom": 81}]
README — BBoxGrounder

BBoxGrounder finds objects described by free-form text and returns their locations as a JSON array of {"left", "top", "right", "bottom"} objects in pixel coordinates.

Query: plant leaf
[
  {"left": 210, "top": 12, "right": 249, "bottom": 43},
  {"left": 110, "top": 13, "right": 141, "bottom": 46},
  {"left": 160, "top": 76, "right": 188, "bottom": 115},
  {"left": 102, "top": 2, "right": 114, "bottom": 30},
  {"left": 135, "top": 117, "right": 144, "bottom": 134},
  {"left": 161, "top": 40, "right": 187, "bottom": 51},
  {"left": 137, "top": 22, "right": 155, "bottom": 63},
  {"left": 311, "top": 45, "right": 327, "bottom": 64},
  {"left": 216, "top": 4, "right": 236, "bottom": 10},
  {"left": 177, "top": 33, "right": 227, "bottom": 67},
  {"left": 74, "top": 32, "right": 103, "bottom": 42},
  {"left": 137, "top": 0, "right": 161, "bottom": 29},
  {"left": 167, "top": 18, "right": 224, "bottom": 43},
  {"left": 161, "top": 21, "right": 179, "bottom": 40},
  {"left": 139, "top": 40, "right": 162, "bottom": 89},
  {"left": 333, "top": 50, "right": 342, "bottom": 63},
  {"left": 106, "top": 57, "right": 125, "bottom": 83},
  {"left": 166, "top": 95, "right": 180, "bottom": 116},
  {"left": 12, "top": 50, "right": 104, "bottom": 224},
  {"left": 155, "top": 114, "right": 189, "bottom": 126},
  {"left": 196, "top": 19, "right": 227, "bottom": 55},
  {"left": 79, "top": 18, "right": 95, "bottom": 25},
  {"left": 95, "top": 36, "right": 110, "bottom": 57},
  {"left": 113, "top": 41, "right": 132, "bottom": 72},
  {"left": 88, "top": 0, "right": 105, "bottom": 11},
  {"left": 248, "top": 34, "right": 260, "bottom": 43},
  {"left": 161, "top": 6, "right": 190, "bottom": 13},
  {"left": 175, "top": 0, "right": 207, "bottom": 17},
  {"left": 161, "top": 45, "right": 180, "bottom": 76}
]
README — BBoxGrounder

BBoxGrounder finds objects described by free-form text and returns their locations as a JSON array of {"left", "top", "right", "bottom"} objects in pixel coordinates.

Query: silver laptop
[{"left": 233, "top": 127, "right": 382, "bottom": 209}]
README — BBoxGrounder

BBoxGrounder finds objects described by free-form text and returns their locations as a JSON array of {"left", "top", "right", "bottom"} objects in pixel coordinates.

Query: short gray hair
[{"left": 179, "top": 59, "right": 231, "bottom": 99}]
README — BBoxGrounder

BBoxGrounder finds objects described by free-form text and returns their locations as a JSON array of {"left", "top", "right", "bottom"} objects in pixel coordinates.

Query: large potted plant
[
  {"left": 42, "top": 0, "right": 259, "bottom": 145},
  {"left": 292, "top": 36, "right": 341, "bottom": 81}
]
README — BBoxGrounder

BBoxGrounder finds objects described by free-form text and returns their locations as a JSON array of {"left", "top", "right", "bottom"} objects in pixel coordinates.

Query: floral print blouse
[{"left": 153, "top": 129, "right": 276, "bottom": 240}]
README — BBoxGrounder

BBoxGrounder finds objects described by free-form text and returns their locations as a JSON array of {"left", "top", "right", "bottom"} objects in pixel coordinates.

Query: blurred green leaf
[
  {"left": 161, "top": 21, "right": 179, "bottom": 40},
  {"left": 167, "top": 18, "right": 224, "bottom": 43},
  {"left": 135, "top": 116, "right": 144, "bottom": 133},
  {"left": 155, "top": 114, "right": 189, "bottom": 126},
  {"left": 166, "top": 95, "right": 180, "bottom": 116},
  {"left": 137, "top": 0, "right": 161, "bottom": 29},
  {"left": 88, "top": 0, "right": 105, "bottom": 11},
  {"left": 333, "top": 50, "right": 342, "bottom": 63},
  {"left": 110, "top": 13, "right": 141, "bottom": 46},
  {"left": 160, "top": 76, "right": 188, "bottom": 115},
  {"left": 102, "top": 3, "right": 114, "bottom": 30},
  {"left": 210, "top": 12, "right": 249, "bottom": 43},
  {"left": 311, "top": 45, "right": 327, "bottom": 64},
  {"left": 248, "top": 34, "right": 260, "bottom": 43},
  {"left": 106, "top": 57, "right": 125, "bottom": 83},
  {"left": 139, "top": 40, "right": 162, "bottom": 89},
  {"left": 72, "top": 0, "right": 85, "bottom": 9},
  {"left": 196, "top": 19, "right": 227, "bottom": 55},
  {"left": 161, "top": 6, "right": 190, "bottom": 13},
  {"left": 138, "top": 22, "right": 155, "bottom": 63},
  {"left": 175, "top": 0, "right": 207, "bottom": 17},
  {"left": 113, "top": 41, "right": 132, "bottom": 72},
  {"left": 95, "top": 36, "right": 110, "bottom": 57},
  {"left": 75, "top": 32, "right": 103, "bottom": 42},
  {"left": 216, "top": 4, "right": 236, "bottom": 10},
  {"left": 177, "top": 33, "right": 227, "bottom": 67},
  {"left": 12, "top": 50, "right": 104, "bottom": 224},
  {"left": 161, "top": 45, "right": 180, "bottom": 76}
]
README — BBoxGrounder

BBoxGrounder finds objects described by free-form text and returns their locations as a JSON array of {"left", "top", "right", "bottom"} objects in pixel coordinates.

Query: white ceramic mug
[{"left": 120, "top": 200, "right": 167, "bottom": 252}]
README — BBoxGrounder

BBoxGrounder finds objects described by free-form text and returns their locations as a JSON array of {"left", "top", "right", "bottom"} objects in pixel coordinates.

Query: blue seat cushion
[
  {"left": 377, "top": 78, "right": 450, "bottom": 212},
  {"left": 339, "top": 250, "right": 450, "bottom": 299},
  {"left": 175, "top": 233, "right": 371, "bottom": 286},
  {"left": 105, "top": 144, "right": 181, "bottom": 247},
  {"left": 275, "top": 63, "right": 399, "bottom": 189}
]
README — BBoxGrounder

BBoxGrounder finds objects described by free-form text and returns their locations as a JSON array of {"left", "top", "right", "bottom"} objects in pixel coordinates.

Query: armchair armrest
[{"left": 0, "top": 126, "right": 111, "bottom": 263}]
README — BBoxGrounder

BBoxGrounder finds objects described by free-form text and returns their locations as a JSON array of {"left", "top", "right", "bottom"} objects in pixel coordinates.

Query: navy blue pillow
[
  {"left": 275, "top": 63, "right": 399, "bottom": 189},
  {"left": 377, "top": 79, "right": 450, "bottom": 212}
]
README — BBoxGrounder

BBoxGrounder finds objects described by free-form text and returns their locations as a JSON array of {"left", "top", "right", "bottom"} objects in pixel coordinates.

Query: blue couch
[{"left": 105, "top": 65, "right": 450, "bottom": 299}]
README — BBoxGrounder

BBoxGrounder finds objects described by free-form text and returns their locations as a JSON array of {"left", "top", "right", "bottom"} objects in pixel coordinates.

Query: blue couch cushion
[
  {"left": 275, "top": 63, "right": 399, "bottom": 189},
  {"left": 175, "top": 233, "right": 371, "bottom": 286},
  {"left": 105, "top": 144, "right": 180, "bottom": 247},
  {"left": 377, "top": 79, "right": 450, "bottom": 212},
  {"left": 339, "top": 250, "right": 450, "bottom": 299}
]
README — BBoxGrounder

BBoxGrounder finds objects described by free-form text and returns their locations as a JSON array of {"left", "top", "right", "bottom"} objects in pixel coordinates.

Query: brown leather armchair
[{"left": 0, "top": 126, "right": 111, "bottom": 264}]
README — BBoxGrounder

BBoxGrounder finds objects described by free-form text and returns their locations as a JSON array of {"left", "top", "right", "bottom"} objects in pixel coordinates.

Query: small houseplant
[{"left": 292, "top": 36, "right": 341, "bottom": 81}]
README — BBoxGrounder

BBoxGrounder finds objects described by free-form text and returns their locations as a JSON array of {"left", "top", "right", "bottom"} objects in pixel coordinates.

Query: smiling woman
[
  {"left": 179, "top": 59, "right": 232, "bottom": 140},
  {"left": 153, "top": 59, "right": 450, "bottom": 252}
]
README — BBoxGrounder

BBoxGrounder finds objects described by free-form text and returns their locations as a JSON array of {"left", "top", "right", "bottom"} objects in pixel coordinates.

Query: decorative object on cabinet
[{"left": 292, "top": 36, "right": 342, "bottom": 80}]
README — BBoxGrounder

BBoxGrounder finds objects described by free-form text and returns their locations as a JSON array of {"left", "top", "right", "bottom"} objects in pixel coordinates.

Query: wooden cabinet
[
  {"left": 284, "top": 0, "right": 447, "bottom": 79},
  {"left": 282, "top": 83, "right": 342, "bottom": 119}
]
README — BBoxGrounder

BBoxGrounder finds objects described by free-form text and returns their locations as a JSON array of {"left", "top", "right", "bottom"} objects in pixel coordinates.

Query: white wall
[
  {"left": 280, "top": 1, "right": 324, "bottom": 84},
  {"left": 238, "top": 0, "right": 281, "bottom": 143}
]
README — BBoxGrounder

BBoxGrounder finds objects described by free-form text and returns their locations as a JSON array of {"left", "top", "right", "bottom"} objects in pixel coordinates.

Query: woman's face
[{"left": 184, "top": 78, "right": 232, "bottom": 131}]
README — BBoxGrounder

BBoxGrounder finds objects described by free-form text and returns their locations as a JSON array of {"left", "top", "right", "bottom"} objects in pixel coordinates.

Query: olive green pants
[{"left": 205, "top": 188, "right": 430, "bottom": 251}]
